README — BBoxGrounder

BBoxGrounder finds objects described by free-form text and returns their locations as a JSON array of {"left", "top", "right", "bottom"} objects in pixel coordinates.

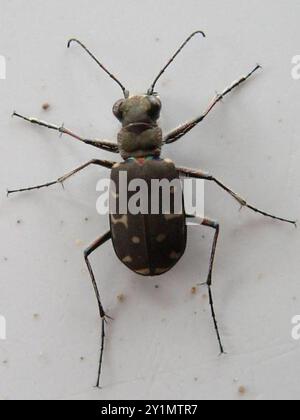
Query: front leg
[
  {"left": 179, "top": 167, "right": 296, "bottom": 226},
  {"left": 7, "top": 159, "right": 115, "bottom": 195},
  {"left": 13, "top": 112, "right": 119, "bottom": 154},
  {"left": 164, "top": 65, "right": 261, "bottom": 145}
]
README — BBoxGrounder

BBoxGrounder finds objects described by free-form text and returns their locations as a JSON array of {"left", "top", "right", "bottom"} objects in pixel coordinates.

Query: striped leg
[
  {"left": 164, "top": 65, "right": 261, "bottom": 145},
  {"left": 12, "top": 112, "right": 119, "bottom": 153},
  {"left": 7, "top": 159, "right": 115, "bottom": 195},
  {"left": 84, "top": 231, "right": 112, "bottom": 388},
  {"left": 187, "top": 215, "right": 224, "bottom": 354}
]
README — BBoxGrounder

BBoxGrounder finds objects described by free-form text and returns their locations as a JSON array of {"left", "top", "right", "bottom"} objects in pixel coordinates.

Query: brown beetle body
[{"left": 110, "top": 94, "right": 187, "bottom": 276}]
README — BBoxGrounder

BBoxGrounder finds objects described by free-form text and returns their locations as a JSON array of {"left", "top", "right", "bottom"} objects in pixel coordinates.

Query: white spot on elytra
[
  {"left": 111, "top": 214, "right": 129, "bottom": 229},
  {"left": 132, "top": 236, "right": 141, "bottom": 244},
  {"left": 170, "top": 251, "right": 181, "bottom": 259},
  {"left": 111, "top": 191, "right": 119, "bottom": 199},
  {"left": 156, "top": 234, "right": 167, "bottom": 243},
  {"left": 136, "top": 268, "right": 150, "bottom": 275}
]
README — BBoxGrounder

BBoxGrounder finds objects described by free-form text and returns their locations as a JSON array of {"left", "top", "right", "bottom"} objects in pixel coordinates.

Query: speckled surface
[{"left": 0, "top": 0, "right": 299, "bottom": 400}]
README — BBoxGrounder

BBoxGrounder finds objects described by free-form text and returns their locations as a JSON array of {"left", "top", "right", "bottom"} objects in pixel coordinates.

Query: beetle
[{"left": 8, "top": 31, "right": 296, "bottom": 388}]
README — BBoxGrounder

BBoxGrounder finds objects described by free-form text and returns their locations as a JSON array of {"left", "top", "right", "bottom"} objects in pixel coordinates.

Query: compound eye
[
  {"left": 148, "top": 96, "right": 161, "bottom": 118},
  {"left": 113, "top": 99, "right": 125, "bottom": 121}
]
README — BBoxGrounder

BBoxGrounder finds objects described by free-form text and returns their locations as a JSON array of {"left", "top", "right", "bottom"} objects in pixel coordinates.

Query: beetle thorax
[{"left": 117, "top": 125, "right": 162, "bottom": 160}]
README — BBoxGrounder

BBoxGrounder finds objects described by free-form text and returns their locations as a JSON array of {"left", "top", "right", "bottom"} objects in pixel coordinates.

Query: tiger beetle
[{"left": 8, "top": 31, "right": 296, "bottom": 388}]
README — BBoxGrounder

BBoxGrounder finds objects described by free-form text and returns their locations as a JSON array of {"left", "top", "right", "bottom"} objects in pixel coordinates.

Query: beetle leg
[
  {"left": 180, "top": 168, "right": 297, "bottom": 226},
  {"left": 164, "top": 65, "right": 261, "bottom": 145},
  {"left": 12, "top": 112, "right": 119, "bottom": 153},
  {"left": 187, "top": 215, "right": 224, "bottom": 355},
  {"left": 202, "top": 218, "right": 225, "bottom": 355},
  {"left": 7, "top": 159, "right": 116, "bottom": 195},
  {"left": 84, "top": 231, "right": 112, "bottom": 388}
]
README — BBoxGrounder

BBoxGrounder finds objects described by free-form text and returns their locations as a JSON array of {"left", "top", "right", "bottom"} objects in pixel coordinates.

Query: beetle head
[{"left": 112, "top": 95, "right": 162, "bottom": 126}]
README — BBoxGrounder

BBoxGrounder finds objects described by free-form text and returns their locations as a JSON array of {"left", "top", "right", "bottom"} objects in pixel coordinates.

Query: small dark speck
[
  {"left": 3, "top": 257, "right": 8, "bottom": 262},
  {"left": 278, "top": 119, "right": 283, "bottom": 124},
  {"left": 238, "top": 386, "right": 247, "bottom": 396},
  {"left": 191, "top": 286, "right": 197, "bottom": 295},
  {"left": 80, "top": 356, "right": 85, "bottom": 361},
  {"left": 117, "top": 294, "right": 125, "bottom": 303},
  {"left": 194, "top": 377, "right": 198, "bottom": 382},
  {"left": 42, "top": 103, "right": 50, "bottom": 111},
  {"left": 84, "top": 217, "right": 89, "bottom": 222},
  {"left": 17, "top": 220, "right": 22, "bottom": 225},
  {"left": 202, "top": 235, "right": 206, "bottom": 240},
  {"left": 2, "top": 360, "right": 8, "bottom": 365},
  {"left": 64, "top": 259, "right": 68, "bottom": 264},
  {"left": 155, "top": 285, "right": 159, "bottom": 289},
  {"left": 293, "top": 296, "right": 297, "bottom": 301},
  {"left": 155, "top": 37, "right": 160, "bottom": 42}
]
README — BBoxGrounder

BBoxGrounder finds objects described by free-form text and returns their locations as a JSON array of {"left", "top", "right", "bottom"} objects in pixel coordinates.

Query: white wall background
[{"left": 0, "top": 0, "right": 299, "bottom": 400}]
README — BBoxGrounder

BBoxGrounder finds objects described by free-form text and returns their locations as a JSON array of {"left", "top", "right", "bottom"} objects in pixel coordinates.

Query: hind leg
[
  {"left": 187, "top": 215, "right": 224, "bottom": 354},
  {"left": 84, "top": 231, "right": 112, "bottom": 388}
]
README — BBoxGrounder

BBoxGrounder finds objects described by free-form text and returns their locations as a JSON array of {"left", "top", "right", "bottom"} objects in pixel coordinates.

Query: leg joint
[
  {"left": 84, "top": 248, "right": 91, "bottom": 259},
  {"left": 202, "top": 218, "right": 219, "bottom": 230}
]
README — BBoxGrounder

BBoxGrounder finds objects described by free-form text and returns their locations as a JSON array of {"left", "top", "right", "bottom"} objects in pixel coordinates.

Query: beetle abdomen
[{"left": 110, "top": 158, "right": 187, "bottom": 276}]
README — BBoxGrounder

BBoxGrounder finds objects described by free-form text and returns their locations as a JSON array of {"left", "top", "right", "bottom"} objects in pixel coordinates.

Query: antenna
[
  {"left": 148, "top": 31, "right": 206, "bottom": 95},
  {"left": 68, "top": 39, "right": 129, "bottom": 98}
]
